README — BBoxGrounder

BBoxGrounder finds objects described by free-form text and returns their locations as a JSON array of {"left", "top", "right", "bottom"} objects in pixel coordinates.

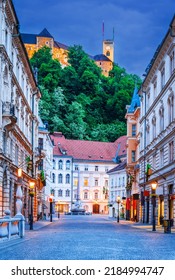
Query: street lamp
[
  {"left": 151, "top": 182, "right": 157, "bottom": 232},
  {"left": 116, "top": 195, "right": 121, "bottom": 223},
  {"left": 49, "top": 194, "right": 54, "bottom": 222},
  {"left": 29, "top": 181, "right": 35, "bottom": 230}
]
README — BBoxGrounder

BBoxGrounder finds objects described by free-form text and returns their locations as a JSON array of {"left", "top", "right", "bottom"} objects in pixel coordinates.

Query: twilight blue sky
[{"left": 13, "top": 0, "right": 175, "bottom": 78}]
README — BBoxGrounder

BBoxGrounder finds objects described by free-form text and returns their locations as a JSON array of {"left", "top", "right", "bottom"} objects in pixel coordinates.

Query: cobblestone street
[{"left": 0, "top": 215, "right": 175, "bottom": 260}]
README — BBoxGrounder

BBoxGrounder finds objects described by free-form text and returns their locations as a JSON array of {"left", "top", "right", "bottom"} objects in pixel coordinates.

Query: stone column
[{"left": 15, "top": 177, "right": 25, "bottom": 237}]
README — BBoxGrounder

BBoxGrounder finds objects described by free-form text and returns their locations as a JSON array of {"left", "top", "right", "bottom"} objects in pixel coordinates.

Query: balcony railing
[{"left": 0, "top": 211, "right": 25, "bottom": 240}]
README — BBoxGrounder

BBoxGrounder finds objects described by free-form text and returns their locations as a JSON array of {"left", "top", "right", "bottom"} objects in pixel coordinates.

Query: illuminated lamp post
[
  {"left": 116, "top": 195, "right": 121, "bottom": 223},
  {"left": 49, "top": 194, "right": 54, "bottom": 222},
  {"left": 29, "top": 181, "right": 35, "bottom": 230},
  {"left": 16, "top": 168, "right": 23, "bottom": 215},
  {"left": 151, "top": 182, "right": 157, "bottom": 232}
]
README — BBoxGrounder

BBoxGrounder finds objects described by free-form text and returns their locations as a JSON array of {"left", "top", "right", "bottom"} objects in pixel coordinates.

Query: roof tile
[{"left": 51, "top": 133, "right": 127, "bottom": 162}]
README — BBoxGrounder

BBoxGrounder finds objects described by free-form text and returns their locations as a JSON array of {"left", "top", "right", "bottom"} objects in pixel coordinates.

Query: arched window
[
  {"left": 168, "top": 94, "right": 174, "bottom": 124},
  {"left": 65, "top": 189, "right": 70, "bottom": 197},
  {"left": 106, "top": 51, "right": 110, "bottom": 56},
  {"left": 4, "top": 66, "right": 8, "bottom": 83},
  {"left": 94, "top": 191, "right": 99, "bottom": 200},
  {"left": 152, "top": 115, "right": 156, "bottom": 140},
  {"left": 52, "top": 173, "right": 55, "bottom": 183},
  {"left": 66, "top": 174, "right": 70, "bottom": 184},
  {"left": 84, "top": 192, "right": 88, "bottom": 199},
  {"left": 159, "top": 106, "right": 164, "bottom": 132},
  {"left": 58, "top": 174, "right": 63, "bottom": 184},
  {"left": 58, "top": 189, "right": 63, "bottom": 197},
  {"left": 58, "top": 160, "right": 63, "bottom": 170},
  {"left": 66, "top": 160, "right": 70, "bottom": 170}
]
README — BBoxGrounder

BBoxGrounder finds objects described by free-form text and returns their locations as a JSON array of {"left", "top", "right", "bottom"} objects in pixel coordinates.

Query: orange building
[
  {"left": 125, "top": 87, "right": 140, "bottom": 221},
  {"left": 21, "top": 28, "right": 69, "bottom": 67},
  {"left": 21, "top": 28, "right": 114, "bottom": 76},
  {"left": 94, "top": 54, "right": 113, "bottom": 76}
]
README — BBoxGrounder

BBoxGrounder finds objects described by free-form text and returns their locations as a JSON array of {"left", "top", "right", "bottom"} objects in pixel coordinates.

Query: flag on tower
[{"left": 102, "top": 21, "right": 104, "bottom": 39}]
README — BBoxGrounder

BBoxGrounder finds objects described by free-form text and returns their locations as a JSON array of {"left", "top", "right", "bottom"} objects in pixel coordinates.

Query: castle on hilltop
[{"left": 21, "top": 28, "right": 114, "bottom": 76}]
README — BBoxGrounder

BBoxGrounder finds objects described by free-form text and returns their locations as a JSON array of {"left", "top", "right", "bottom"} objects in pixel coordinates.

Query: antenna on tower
[
  {"left": 113, "top": 27, "right": 115, "bottom": 41},
  {"left": 102, "top": 21, "right": 105, "bottom": 40}
]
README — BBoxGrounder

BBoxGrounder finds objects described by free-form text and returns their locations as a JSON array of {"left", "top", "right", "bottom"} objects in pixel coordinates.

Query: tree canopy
[{"left": 30, "top": 45, "right": 141, "bottom": 142}]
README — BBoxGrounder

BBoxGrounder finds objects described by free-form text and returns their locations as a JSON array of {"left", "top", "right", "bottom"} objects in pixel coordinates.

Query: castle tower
[{"left": 103, "top": 39, "right": 114, "bottom": 63}]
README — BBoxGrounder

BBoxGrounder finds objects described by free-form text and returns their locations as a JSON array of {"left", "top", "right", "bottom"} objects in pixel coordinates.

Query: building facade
[
  {"left": 108, "top": 160, "right": 127, "bottom": 218},
  {"left": 21, "top": 28, "right": 69, "bottom": 68},
  {"left": 37, "top": 118, "right": 53, "bottom": 218},
  {"left": 139, "top": 15, "right": 175, "bottom": 225},
  {"left": 50, "top": 132, "right": 127, "bottom": 214},
  {"left": 125, "top": 87, "right": 140, "bottom": 221},
  {"left": 0, "top": 0, "right": 40, "bottom": 220}
]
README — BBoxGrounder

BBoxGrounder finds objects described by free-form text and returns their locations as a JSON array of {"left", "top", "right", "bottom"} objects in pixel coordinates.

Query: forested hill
[{"left": 30, "top": 45, "right": 141, "bottom": 142}]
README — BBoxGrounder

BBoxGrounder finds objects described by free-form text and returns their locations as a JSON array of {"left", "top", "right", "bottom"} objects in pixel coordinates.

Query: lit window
[
  {"left": 74, "top": 179, "right": 78, "bottom": 186},
  {"left": 84, "top": 178, "right": 88, "bottom": 186}
]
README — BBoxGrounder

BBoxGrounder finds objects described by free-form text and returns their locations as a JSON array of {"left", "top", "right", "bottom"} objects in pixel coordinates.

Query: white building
[
  {"left": 107, "top": 160, "right": 127, "bottom": 218},
  {"left": 37, "top": 118, "right": 53, "bottom": 217},
  {"left": 0, "top": 0, "right": 40, "bottom": 219},
  {"left": 50, "top": 132, "right": 127, "bottom": 214},
  {"left": 139, "top": 15, "right": 175, "bottom": 225}
]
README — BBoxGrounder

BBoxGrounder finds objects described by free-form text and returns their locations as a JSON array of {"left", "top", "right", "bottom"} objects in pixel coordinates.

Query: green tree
[
  {"left": 65, "top": 102, "right": 87, "bottom": 139},
  {"left": 68, "top": 45, "right": 88, "bottom": 72},
  {"left": 39, "top": 59, "right": 62, "bottom": 91},
  {"left": 31, "top": 44, "right": 141, "bottom": 142},
  {"left": 30, "top": 46, "right": 52, "bottom": 69}
]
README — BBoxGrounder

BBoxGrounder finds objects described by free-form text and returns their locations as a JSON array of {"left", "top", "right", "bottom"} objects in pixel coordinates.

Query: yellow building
[
  {"left": 21, "top": 28, "right": 69, "bottom": 67},
  {"left": 21, "top": 28, "right": 114, "bottom": 76}
]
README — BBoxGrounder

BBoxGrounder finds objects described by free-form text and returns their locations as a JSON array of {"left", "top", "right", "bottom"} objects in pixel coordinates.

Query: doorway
[{"left": 93, "top": 204, "right": 100, "bottom": 214}]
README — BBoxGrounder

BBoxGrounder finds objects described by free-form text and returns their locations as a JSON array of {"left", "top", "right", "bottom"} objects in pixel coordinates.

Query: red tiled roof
[{"left": 51, "top": 132, "right": 127, "bottom": 162}]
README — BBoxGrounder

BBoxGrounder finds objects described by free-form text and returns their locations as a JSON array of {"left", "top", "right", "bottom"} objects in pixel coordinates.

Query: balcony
[{"left": 2, "top": 102, "right": 17, "bottom": 130}]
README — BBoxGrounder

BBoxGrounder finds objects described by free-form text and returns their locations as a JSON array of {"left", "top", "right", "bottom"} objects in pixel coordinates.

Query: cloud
[{"left": 13, "top": 0, "right": 175, "bottom": 76}]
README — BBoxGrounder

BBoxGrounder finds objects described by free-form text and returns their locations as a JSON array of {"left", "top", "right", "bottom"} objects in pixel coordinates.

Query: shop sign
[{"left": 143, "top": 190, "right": 150, "bottom": 196}]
